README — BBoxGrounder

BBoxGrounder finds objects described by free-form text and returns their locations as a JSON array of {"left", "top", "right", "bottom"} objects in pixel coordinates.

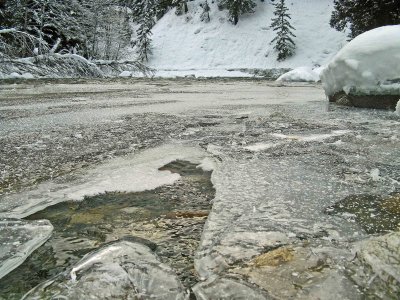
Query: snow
[
  {"left": 0, "top": 219, "right": 53, "bottom": 279},
  {"left": 4, "top": 72, "right": 35, "bottom": 79},
  {"left": 197, "top": 157, "right": 217, "bottom": 172},
  {"left": 396, "top": 101, "right": 400, "bottom": 116},
  {"left": 244, "top": 142, "right": 277, "bottom": 152},
  {"left": 118, "top": 71, "right": 132, "bottom": 77},
  {"left": 321, "top": 25, "right": 400, "bottom": 97},
  {"left": 153, "top": 69, "right": 250, "bottom": 78},
  {"left": 270, "top": 130, "right": 351, "bottom": 142},
  {"left": 277, "top": 66, "right": 320, "bottom": 82},
  {"left": 24, "top": 240, "right": 188, "bottom": 299},
  {"left": 147, "top": 0, "right": 346, "bottom": 74},
  {"left": 370, "top": 168, "right": 381, "bottom": 181}
]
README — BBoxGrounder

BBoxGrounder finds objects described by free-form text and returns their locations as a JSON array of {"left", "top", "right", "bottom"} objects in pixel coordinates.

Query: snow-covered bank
[
  {"left": 148, "top": 0, "right": 346, "bottom": 73},
  {"left": 0, "top": 55, "right": 151, "bottom": 79},
  {"left": 0, "top": 54, "right": 103, "bottom": 79}
]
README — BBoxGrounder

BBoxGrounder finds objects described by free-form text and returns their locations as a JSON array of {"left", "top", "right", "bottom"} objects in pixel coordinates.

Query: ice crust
[
  {"left": 193, "top": 276, "right": 270, "bottom": 300},
  {"left": 23, "top": 239, "right": 188, "bottom": 300},
  {"left": 0, "top": 219, "right": 53, "bottom": 279},
  {"left": 1, "top": 80, "right": 399, "bottom": 298},
  {"left": 321, "top": 25, "right": 400, "bottom": 97},
  {"left": 0, "top": 144, "right": 209, "bottom": 219}
]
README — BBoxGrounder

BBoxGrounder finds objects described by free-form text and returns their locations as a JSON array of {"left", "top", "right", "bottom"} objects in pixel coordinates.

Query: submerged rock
[
  {"left": 23, "top": 239, "right": 188, "bottom": 300},
  {"left": 324, "top": 193, "right": 400, "bottom": 234},
  {"left": 251, "top": 247, "right": 294, "bottom": 267},
  {"left": 0, "top": 219, "right": 53, "bottom": 280},
  {"left": 233, "top": 246, "right": 360, "bottom": 299}
]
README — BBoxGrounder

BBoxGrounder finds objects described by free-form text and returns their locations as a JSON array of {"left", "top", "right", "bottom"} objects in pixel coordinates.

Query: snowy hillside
[{"left": 147, "top": 0, "right": 347, "bottom": 75}]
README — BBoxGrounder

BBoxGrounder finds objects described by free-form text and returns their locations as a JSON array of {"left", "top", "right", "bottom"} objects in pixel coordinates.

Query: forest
[{"left": 1, "top": 0, "right": 399, "bottom": 63}]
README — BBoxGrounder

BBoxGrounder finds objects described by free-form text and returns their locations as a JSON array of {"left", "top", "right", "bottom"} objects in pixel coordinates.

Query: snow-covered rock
[
  {"left": 321, "top": 25, "right": 400, "bottom": 102},
  {"left": 277, "top": 67, "right": 320, "bottom": 82},
  {"left": 23, "top": 239, "right": 188, "bottom": 300},
  {"left": 0, "top": 219, "right": 53, "bottom": 279}
]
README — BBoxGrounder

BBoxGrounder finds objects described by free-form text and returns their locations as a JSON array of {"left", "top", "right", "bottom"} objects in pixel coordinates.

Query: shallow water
[
  {"left": 0, "top": 79, "right": 399, "bottom": 299},
  {"left": 0, "top": 160, "right": 214, "bottom": 299}
]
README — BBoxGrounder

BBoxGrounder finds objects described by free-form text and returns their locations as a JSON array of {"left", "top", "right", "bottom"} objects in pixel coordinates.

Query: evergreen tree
[
  {"left": 135, "top": 0, "right": 155, "bottom": 62},
  {"left": 219, "top": 0, "right": 256, "bottom": 25},
  {"left": 200, "top": 0, "right": 211, "bottom": 23},
  {"left": 1, "top": 0, "right": 85, "bottom": 56},
  {"left": 270, "top": 0, "right": 295, "bottom": 61},
  {"left": 330, "top": 0, "right": 400, "bottom": 39},
  {"left": 172, "top": 0, "right": 188, "bottom": 16}
]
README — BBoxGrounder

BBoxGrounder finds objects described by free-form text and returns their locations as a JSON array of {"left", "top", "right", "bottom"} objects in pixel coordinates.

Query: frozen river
[{"left": 0, "top": 79, "right": 399, "bottom": 299}]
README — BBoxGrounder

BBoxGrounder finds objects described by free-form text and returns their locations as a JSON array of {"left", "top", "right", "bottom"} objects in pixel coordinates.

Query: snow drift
[
  {"left": 277, "top": 66, "right": 320, "bottom": 82},
  {"left": 321, "top": 25, "right": 400, "bottom": 97}
]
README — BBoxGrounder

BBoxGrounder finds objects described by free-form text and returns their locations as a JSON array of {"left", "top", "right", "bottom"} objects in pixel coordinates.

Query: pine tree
[
  {"left": 135, "top": 0, "right": 155, "bottom": 62},
  {"left": 1, "top": 0, "right": 85, "bottom": 56},
  {"left": 172, "top": 0, "right": 188, "bottom": 16},
  {"left": 330, "top": 0, "right": 400, "bottom": 39},
  {"left": 219, "top": 0, "right": 256, "bottom": 25},
  {"left": 270, "top": 0, "right": 296, "bottom": 61},
  {"left": 200, "top": 0, "right": 211, "bottom": 23}
]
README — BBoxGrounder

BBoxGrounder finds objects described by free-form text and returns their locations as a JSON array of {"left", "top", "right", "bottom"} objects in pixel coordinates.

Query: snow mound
[
  {"left": 321, "top": 25, "right": 400, "bottom": 97},
  {"left": 277, "top": 67, "right": 320, "bottom": 82}
]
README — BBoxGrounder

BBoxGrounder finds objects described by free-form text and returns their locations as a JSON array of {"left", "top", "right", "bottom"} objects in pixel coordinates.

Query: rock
[
  {"left": 23, "top": 240, "right": 188, "bottom": 300},
  {"left": 349, "top": 231, "right": 400, "bottom": 298},
  {"left": 251, "top": 247, "right": 294, "bottom": 267},
  {"left": 380, "top": 194, "right": 400, "bottom": 215},
  {"left": 329, "top": 91, "right": 399, "bottom": 110},
  {"left": 233, "top": 246, "right": 359, "bottom": 299}
]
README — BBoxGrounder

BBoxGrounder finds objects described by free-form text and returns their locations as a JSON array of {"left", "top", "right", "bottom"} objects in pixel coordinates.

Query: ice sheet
[
  {"left": 0, "top": 219, "right": 53, "bottom": 279},
  {"left": 0, "top": 143, "right": 209, "bottom": 219},
  {"left": 23, "top": 239, "right": 188, "bottom": 300}
]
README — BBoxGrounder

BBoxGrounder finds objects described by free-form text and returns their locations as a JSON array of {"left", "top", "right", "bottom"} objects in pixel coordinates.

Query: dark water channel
[{"left": 0, "top": 160, "right": 215, "bottom": 299}]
